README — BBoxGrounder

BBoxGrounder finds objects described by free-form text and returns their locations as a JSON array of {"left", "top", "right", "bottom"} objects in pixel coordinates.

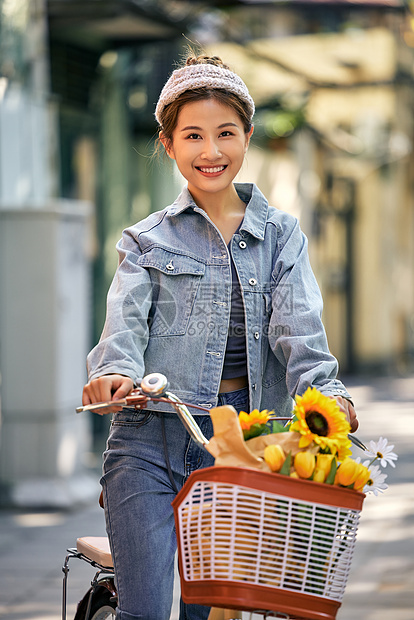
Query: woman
[{"left": 83, "top": 54, "right": 358, "bottom": 620}]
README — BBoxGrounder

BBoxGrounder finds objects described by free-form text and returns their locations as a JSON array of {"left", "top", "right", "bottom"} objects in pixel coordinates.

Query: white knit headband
[{"left": 155, "top": 63, "right": 255, "bottom": 125}]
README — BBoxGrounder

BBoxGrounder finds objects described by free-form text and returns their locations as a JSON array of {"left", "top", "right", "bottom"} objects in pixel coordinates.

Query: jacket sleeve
[
  {"left": 86, "top": 228, "right": 151, "bottom": 384},
  {"left": 268, "top": 214, "right": 352, "bottom": 401}
]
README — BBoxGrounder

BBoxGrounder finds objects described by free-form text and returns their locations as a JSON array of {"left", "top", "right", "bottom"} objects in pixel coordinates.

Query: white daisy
[
  {"left": 365, "top": 437, "right": 398, "bottom": 468},
  {"left": 364, "top": 464, "right": 388, "bottom": 496}
]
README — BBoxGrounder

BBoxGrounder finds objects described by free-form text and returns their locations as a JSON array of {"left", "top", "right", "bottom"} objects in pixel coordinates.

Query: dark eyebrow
[
  {"left": 180, "top": 122, "right": 238, "bottom": 132},
  {"left": 218, "top": 123, "right": 238, "bottom": 128}
]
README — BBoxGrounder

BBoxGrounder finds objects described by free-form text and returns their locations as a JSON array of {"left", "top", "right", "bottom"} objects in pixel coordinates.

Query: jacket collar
[{"left": 167, "top": 183, "right": 268, "bottom": 241}]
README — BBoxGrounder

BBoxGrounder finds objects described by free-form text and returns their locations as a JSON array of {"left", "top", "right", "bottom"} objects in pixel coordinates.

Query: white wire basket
[{"left": 173, "top": 466, "right": 365, "bottom": 620}]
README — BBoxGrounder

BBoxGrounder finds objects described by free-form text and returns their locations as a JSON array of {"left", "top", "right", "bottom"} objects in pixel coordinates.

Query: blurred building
[
  {"left": 199, "top": 1, "right": 414, "bottom": 375},
  {"left": 0, "top": 0, "right": 413, "bottom": 505},
  {"left": 0, "top": 0, "right": 188, "bottom": 506}
]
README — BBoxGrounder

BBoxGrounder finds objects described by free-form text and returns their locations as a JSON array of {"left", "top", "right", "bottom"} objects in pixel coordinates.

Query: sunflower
[
  {"left": 289, "top": 387, "right": 351, "bottom": 458},
  {"left": 239, "top": 409, "right": 271, "bottom": 440}
]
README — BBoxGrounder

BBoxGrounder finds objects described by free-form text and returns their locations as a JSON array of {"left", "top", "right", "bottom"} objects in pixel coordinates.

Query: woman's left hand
[{"left": 336, "top": 396, "right": 359, "bottom": 433}]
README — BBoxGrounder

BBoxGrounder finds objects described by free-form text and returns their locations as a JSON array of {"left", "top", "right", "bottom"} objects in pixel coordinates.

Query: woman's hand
[
  {"left": 336, "top": 396, "right": 359, "bottom": 433},
  {"left": 82, "top": 374, "right": 135, "bottom": 415}
]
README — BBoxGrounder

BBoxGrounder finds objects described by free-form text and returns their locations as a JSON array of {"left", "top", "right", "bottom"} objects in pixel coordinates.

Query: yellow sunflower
[
  {"left": 239, "top": 409, "right": 271, "bottom": 440},
  {"left": 289, "top": 388, "right": 351, "bottom": 458}
]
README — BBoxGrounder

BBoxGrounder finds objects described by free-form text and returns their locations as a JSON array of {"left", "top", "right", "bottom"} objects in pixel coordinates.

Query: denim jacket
[{"left": 87, "top": 183, "right": 351, "bottom": 417}]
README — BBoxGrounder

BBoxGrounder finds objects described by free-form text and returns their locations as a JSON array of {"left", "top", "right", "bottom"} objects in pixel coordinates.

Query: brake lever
[
  {"left": 76, "top": 373, "right": 210, "bottom": 414},
  {"left": 75, "top": 392, "right": 143, "bottom": 413},
  {"left": 348, "top": 434, "right": 367, "bottom": 451}
]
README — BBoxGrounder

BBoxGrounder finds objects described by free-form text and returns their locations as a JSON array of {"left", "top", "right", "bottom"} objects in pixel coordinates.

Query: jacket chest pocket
[{"left": 137, "top": 248, "right": 205, "bottom": 336}]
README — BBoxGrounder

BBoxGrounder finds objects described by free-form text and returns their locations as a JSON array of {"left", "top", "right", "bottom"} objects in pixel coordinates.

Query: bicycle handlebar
[
  {"left": 76, "top": 372, "right": 366, "bottom": 451},
  {"left": 76, "top": 373, "right": 211, "bottom": 449}
]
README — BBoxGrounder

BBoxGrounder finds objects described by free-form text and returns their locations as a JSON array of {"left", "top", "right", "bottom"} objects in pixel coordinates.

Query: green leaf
[
  {"left": 325, "top": 457, "right": 338, "bottom": 485},
  {"left": 243, "top": 423, "right": 268, "bottom": 440},
  {"left": 279, "top": 451, "right": 292, "bottom": 476},
  {"left": 271, "top": 420, "right": 289, "bottom": 434}
]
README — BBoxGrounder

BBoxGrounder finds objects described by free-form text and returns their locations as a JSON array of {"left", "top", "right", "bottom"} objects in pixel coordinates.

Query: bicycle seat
[{"left": 76, "top": 536, "right": 113, "bottom": 568}]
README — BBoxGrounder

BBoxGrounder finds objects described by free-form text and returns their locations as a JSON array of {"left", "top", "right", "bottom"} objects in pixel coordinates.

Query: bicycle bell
[{"left": 140, "top": 373, "right": 168, "bottom": 397}]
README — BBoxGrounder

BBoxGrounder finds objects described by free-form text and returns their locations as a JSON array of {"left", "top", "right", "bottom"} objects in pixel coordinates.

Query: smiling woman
[
  {"left": 156, "top": 56, "right": 254, "bottom": 222},
  {"left": 82, "top": 50, "right": 359, "bottom": 620},
  {"left": 160, "top": 99, "right": 253, "bottom": 222}
]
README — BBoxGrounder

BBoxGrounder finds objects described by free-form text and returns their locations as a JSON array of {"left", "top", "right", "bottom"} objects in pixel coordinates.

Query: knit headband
[{"left": 155, "top": 63, "right": 255, "bottom": 125}]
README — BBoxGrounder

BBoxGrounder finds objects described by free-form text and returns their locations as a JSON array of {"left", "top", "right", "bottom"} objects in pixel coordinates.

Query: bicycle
[{"left": 63, "top": 373, "right": 365, "bottom": 620}]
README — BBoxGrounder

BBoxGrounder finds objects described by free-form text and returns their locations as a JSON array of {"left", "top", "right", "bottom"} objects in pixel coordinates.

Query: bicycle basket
[{"left": 172, "top": 466, "right": 365, "bottom": 620}]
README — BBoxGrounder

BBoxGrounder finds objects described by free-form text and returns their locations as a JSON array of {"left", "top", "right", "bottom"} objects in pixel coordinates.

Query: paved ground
[
  {"left": 0, "top": 374, "right": 412, "bottom": 619},
  {"left": 336, "top": 375, "right": 414, "bottom": 620}
]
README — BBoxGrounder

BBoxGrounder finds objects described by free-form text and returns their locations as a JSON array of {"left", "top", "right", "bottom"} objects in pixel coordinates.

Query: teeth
[{"left": 199, "top": 166, "right": 225, "bottom": 173}]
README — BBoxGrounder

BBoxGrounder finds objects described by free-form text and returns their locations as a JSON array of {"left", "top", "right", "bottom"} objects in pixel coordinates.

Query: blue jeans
[{"left": 101, "top": 388, "right": 249, "bottom": 620}]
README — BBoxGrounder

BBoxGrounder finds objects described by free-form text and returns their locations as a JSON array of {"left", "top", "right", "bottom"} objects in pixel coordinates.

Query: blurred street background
[{"left": 0, "top": 0, "right": 413, "bottom": 618}]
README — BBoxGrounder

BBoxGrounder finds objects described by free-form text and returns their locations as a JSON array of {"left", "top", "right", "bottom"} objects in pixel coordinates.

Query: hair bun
[{"left": 185, "top": 54, "right": 230, "bottom": 71}]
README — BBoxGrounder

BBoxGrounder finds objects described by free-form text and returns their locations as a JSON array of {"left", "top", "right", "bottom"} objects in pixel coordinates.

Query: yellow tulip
[
  {"left": 335, "top": 458, "right": 359, "bottom": 487},
  {"left": 353, "top": 463, "right": 371, "bottom": 492},
  {"left": 264, "top": 444, "right": 286, "bottom": 472},
  {"left": 313, "top": 468, "right": 327, "bottom": 483},
  {"left": 290, "top": 471, "right": 300, "bottom": 479},
  {"left": 313, "top": 454, "right": 335, "bottom": 483},
  {"left": 294, "top": 451, "right": 316, "bottom": 479}
]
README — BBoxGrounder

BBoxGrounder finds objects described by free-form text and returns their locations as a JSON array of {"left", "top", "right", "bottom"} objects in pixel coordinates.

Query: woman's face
[{"left": 162, "top": 98, "right": 253, "bottom": 202}]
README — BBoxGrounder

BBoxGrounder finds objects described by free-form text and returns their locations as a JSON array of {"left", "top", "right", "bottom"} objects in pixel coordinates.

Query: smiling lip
[{"left": 196, "top": 165, "right": 228, "bottom": 176}]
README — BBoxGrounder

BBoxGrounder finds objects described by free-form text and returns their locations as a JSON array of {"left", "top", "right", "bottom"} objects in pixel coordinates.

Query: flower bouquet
[
  {"left": 172, "top": 389, "right": 397, "bottom": 620},
  {"left": 234, "top": 388, "right": 397, "bottom": 495}
]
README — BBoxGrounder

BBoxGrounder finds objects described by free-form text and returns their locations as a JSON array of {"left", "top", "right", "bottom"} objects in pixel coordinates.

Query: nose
[{"left": 201, "top": 138, "right": 222, "bottom": 161}]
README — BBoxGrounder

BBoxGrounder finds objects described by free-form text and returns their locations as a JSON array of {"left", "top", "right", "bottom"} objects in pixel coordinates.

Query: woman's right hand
[{"left": 82, "top": 374, "right": 135, "bottom": 414}]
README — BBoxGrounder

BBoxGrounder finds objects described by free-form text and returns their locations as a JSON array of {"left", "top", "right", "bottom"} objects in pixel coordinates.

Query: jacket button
[
  {"left": 249, "top": 278, "right": 257, "bottom": 286},
  {"left": 166, "top": 261, "right": 174, "bottom": 271},
  {"left": 254, "top": 331, "right": 260, "bottom": 340},
  {"left": 239, "top": 240, "right": 247, "bottom": 249}
]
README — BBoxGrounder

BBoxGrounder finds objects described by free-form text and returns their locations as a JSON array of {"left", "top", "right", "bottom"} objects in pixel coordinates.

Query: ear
[
  {"left": 160, "top": 132, "right": 175, "bottom": 160},
  {"left": 244, "top": 125, "right": 254, "bottom": 152}
]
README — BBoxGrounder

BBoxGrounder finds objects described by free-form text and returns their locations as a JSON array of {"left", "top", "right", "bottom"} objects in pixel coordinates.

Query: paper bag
[
  {"left": 206, "top": 406, "right": 264, "bottom": 469},
  {"left": 206, "top": 405, "right": 317, "bottom": 471}
]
